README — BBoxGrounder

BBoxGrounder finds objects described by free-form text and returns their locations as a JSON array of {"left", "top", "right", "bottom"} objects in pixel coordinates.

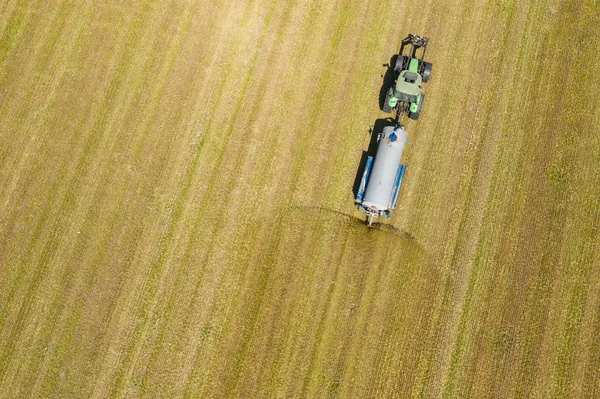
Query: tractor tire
[
  {"left": 383, "top": 101, "right": 392, "bottom": 113},
  {"left": 382, "top": 91, "right": 392, "bottom": 113},
  {"left": 409, "top": 94, "right": 425, "bottom": 120},
  {"left": 394, "top": 55, "right": 406, "bottom": 73},
  {"left": 422, "top": 62, "right": 432, "bottom": 83}
]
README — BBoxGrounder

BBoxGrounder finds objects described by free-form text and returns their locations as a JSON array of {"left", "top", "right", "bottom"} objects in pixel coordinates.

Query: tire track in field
[
  {"left": 142, "top": 2, "right": 308, "bottom": 396},
  {"left": 229, "top": 0, "right": 377, "bottom": 393},
  {"left": 0, "top": 0, "right": 71, "bottom": 193},
  {"left": 180, "top": 3, "right": 315, "bottom": 395},
  {"left": 439, "top": 0, "right": 535, "bottom": 395},
  {"left": 0, "top": 2, "right": 101, "bottom": 386},
  {"left": 99, "top": 0, "right": 244, "bottom": 395},
  {"left": 469, "top": 2, "right": 552, "bottom": 396},
  {"left": 86, "top": 2, "right": 253, "bottom": 397},
  {"left": 89, "top": 2, "right": 275, "bottom": 396},
  {"left": 84, "top": 1, "right": 238, "bottom": 396},
  {"left": 133, "top": 0, "right": 293, "bottom": 395},
  {"left": 178, "top": 0, "right": 346, "bottom": 394},
  {"left": 0, "top": 1, "right": 150, "bottom": 319},
  {"left": 0, "top": 0, "right": 75, "bottom": 266},
  {"left": 159, "top": 0, "right": 356, "bottom": 396},
  {"left": 24, "top": 2, "right": 204, "bottom": 397},
  {"left": 532, "top": 7, "right": 600, "bottom": 396},
  {"left": 0, "top": 0, "right": 176, "bottom": 394},
  {"left": 404, "top": 0, "right": 491, "bottom": 395},
  {"left": 0, "top": 0, "right": 42, "bottom": 73},
  {"left": 178, "top": 1, "right": 361, "bottom": 394},
  {"left": 500, "top": 4, "right": 595, "bottom": 396}
]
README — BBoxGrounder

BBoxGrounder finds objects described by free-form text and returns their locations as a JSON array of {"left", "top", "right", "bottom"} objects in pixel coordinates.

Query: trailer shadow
[{"left": 351, "top": 118, "right": 396, "bottom": 199}]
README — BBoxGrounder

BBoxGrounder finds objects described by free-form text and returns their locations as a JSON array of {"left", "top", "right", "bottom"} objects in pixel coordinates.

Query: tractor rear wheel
[
  {"left": 422, "top": 62, "right": 432, "bottom": 83},
  {"left": 409, "top": 94, "right": 425, "bottom": 120},
  {"left": 394, "top": 55, "right": 406, "bottom": 73},
  {"left": 383, "top": 92, "right": 392, "bottom": 113}
]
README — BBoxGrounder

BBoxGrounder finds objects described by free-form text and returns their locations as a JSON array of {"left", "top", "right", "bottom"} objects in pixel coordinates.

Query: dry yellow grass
[{"left": 1, "top": 0, "right": 599, "bottom": 397}]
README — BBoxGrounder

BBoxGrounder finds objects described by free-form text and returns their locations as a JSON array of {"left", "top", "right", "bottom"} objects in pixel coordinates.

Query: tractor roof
[
  {"left": 394, "top": 70, "right": 422, "bottom": 97},
  {"left": 402, "top": 71, "right": 420, "bottom": 83}
]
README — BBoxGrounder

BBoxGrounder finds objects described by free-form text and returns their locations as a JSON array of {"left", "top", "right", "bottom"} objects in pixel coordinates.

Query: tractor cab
[
  {"left": 395, "top": 71, "right": 422, "bottom": 97},
  {"left": 386, "top": 70, "right": 423, "bottom": 116}
]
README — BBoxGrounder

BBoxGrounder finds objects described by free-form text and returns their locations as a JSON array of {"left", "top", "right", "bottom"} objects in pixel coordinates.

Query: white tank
[{"left": 362, "top": 125, "right": 408, "bottom": 211}]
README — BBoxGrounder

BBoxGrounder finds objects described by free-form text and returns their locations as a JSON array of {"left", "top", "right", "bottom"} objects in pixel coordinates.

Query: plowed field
[{"left": 1, "top": 0, "right": 599, "bottom": 397}]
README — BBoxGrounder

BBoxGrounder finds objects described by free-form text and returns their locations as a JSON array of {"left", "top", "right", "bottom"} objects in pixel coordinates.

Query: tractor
[{"left": 382, "top": 34, "right": 432, "bottom": 120}]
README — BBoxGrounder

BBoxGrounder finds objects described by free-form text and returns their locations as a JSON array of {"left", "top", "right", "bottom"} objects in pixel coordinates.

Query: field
[{"left": 1, "top": 0, "right": 600, "bottom": 397}]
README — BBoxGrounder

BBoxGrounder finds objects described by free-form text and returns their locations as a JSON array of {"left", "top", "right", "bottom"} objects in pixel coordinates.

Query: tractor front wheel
[
  {"left": 422, "top": 62, "right": 432, "bottom": 83},
  {"left": 394, "top": 55, "right": 406, "bottom": 73}
]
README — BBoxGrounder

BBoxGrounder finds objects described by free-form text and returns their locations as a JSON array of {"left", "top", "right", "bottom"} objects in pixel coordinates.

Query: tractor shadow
[
  {"left": 351, "top": 118, "right": 396, "bottom": 199},
  {"left": 378, "top": 55, "right": 398, "bottom": 111},
  {"left": 378, "top": 40, "right": 410, "bottom": 111}
]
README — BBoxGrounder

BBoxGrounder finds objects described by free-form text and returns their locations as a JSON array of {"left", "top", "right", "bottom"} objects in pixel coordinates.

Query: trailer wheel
[
  {"left": 394, "top": 55, "right": 406, "bottom": 73},
  {"left": 422, "top": 62, "right": 432, "bottom": 83}
]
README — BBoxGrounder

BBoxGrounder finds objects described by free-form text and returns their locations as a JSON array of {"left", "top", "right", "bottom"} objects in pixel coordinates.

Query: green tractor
[{"left": 383, "top": 34, "right": 432, "bottom": 120}]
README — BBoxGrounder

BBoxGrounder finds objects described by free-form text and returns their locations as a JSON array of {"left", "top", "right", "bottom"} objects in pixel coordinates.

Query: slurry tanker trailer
[{"left": 355, "top": 124, "right": 408, "bottom": 226}]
